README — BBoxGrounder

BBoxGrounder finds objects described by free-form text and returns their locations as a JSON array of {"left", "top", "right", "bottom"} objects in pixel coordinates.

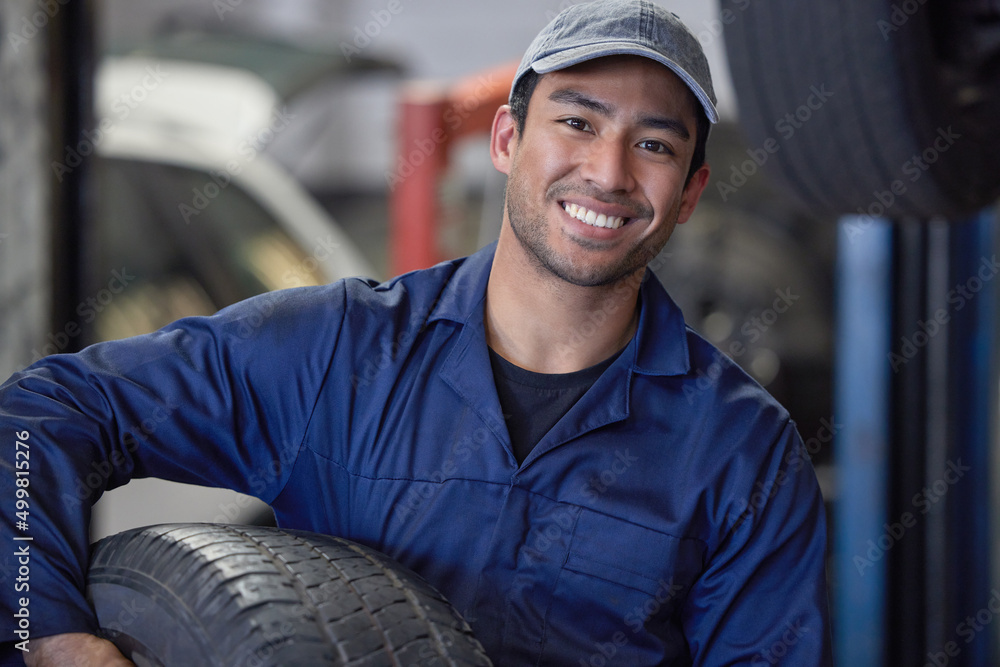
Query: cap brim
[{"left": 531, "top": 42, "right": 719, "bottom": 124}]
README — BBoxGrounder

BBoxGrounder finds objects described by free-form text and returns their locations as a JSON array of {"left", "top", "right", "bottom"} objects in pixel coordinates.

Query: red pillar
[
  {"left": 389, "top": 87, "right": 449, "bottom": 276},
  {"left": 388, "top": 63, "right": 518, "bottom": 277}
]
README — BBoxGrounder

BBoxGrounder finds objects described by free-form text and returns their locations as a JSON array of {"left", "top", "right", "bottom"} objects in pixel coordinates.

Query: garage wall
[
  {"left": 98, "top": 0, "right": 735, "bottom": 191},
  {"left": 0, "top": 1, "right": 51, "bottom": 380}
]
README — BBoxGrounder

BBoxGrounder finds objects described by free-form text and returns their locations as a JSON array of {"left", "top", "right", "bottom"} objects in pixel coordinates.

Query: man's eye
[
  {"left": 639, "top": 139, "right": 671, "bottom": 154},
  {"left": 563, "top": 118, "right": 591, "bottom": 132}
]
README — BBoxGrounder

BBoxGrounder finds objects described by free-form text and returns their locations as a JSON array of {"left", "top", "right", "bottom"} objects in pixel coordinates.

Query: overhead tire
[
  {"left": 86, "top": 523, "right": 492, "bottom": 666},
  {"left": 722, "top": 0, "right": 1000, "bottom": 220}
]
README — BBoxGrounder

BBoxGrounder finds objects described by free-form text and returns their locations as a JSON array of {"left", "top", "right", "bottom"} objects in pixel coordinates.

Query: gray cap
[{"left": 511, "top": 0, "right": 718, "bottom": 124}]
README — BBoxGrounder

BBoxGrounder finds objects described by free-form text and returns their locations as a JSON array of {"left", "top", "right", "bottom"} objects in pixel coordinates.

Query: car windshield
[{"left": 86, "top": 156, "right": 326, "bottom": 344}]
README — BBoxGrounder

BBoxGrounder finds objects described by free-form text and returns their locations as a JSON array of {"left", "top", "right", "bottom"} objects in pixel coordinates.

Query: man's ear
[
  {"left": 490, "top": 105, "right": 518, "bottom": 175},
  {"left": 676, "top": 164, "right": 711, "bottom": 224}
]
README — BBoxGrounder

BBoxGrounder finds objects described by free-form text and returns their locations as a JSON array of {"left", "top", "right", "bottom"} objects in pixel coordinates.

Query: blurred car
[{"left": 87, "top": 54, "right": 378, "bottom": 539}]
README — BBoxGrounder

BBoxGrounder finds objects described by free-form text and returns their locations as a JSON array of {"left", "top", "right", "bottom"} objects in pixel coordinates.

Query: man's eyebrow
[
  {"left": 637, "top": 114, "right": 690, "bottom": 142},
  {"left": 548, "top": 88, "right": 614, "bottom": 116},
  {"left": 547, "top": 88, "right": 691, "bottom": 141}
]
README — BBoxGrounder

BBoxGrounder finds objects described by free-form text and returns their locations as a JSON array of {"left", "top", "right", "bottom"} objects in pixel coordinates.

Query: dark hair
[{"left": 509, "top": 68, "right": 710, "bottom": 186}]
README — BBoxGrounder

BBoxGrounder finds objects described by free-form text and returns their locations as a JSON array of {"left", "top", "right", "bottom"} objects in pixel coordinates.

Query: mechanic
[{"left": 1, "top": 1, "right": 832, "bottom": 664}]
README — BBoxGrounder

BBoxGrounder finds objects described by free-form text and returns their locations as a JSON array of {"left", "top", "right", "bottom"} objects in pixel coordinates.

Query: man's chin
[{"left": 530, "top": 250, "right": 642, "bottom": 288}]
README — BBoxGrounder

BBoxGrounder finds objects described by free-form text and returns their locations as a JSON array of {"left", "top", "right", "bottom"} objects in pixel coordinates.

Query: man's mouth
[{"left": 562, "top": 202, "right": 628, "bottom": 230}]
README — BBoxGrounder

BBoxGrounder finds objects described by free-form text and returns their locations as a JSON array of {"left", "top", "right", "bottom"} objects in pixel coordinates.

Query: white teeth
[{"left": 563, "top": 202, "right": 625, "bottom": 230}]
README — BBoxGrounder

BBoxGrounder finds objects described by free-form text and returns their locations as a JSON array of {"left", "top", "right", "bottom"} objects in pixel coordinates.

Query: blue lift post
[
  {"left": 946, "top": 209, "right": 997, "bottom": 667},
  {"left": 834, "top": 209, "right": 998, "bottom": 666},
  {"left": 834, "top": 216, "right": 893, "bottom": 664}
]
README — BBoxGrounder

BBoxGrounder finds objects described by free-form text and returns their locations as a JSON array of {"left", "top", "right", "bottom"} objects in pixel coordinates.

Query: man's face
[{"left": 493, "top": 55, "right": 709, "bottom": 287}]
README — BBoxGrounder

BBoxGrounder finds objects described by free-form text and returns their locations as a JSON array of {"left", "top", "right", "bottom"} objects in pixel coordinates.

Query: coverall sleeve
[
  {"left": 0, "top": 282, "right": 348, "bottom": 644},
  {"left": 682, "top": 420, "right": 834, "bottom": 665}
]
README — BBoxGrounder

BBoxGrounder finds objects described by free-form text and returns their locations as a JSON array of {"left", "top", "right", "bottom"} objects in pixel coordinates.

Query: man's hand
[{"left": 23, "top": 633, "right": 134, "bottom": 666}]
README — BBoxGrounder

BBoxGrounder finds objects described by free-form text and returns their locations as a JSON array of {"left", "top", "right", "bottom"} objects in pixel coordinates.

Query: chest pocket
[{"left": 542, "top": 509, "right": 705, "bottom": 665}]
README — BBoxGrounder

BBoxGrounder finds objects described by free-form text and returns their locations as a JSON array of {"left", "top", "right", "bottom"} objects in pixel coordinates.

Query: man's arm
[
  {"left": 681, "top": 420, "right": 833, "bottom": 665},
  {"left": 23, "top": 634, "right": 133, "bottom": 666},
  {"left": 0, "top": 283, "right": 348, "bottom": 645}
]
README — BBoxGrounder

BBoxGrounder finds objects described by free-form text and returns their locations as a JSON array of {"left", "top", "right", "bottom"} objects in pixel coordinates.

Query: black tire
[
  {"left": 722, "top": 0, "right": 1000, "bottom": 220},
  {"left": 86, "top": 523, "right": 492, "bottom": 666}
]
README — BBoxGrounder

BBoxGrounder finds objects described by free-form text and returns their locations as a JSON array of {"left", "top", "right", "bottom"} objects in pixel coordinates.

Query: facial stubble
[{"left": 503, "top": 152, "right": 680, "bottom": 288}]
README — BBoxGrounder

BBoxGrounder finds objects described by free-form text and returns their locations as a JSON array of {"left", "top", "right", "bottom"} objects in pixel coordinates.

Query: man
[{"left": 2, "top": 1, "right": 832, "bottom": 664}]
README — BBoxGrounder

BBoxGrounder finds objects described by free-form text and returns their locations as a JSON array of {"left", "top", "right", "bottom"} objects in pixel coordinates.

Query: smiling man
[
  {"left": 487, "top": 55, "right": 709, "bottom": 375},
  {"left": 2, "top": 1, "right": 831, "bottom": 665}
]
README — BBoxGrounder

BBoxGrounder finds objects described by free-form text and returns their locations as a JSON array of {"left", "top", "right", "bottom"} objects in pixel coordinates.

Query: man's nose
[{"left": 578, "top": 137, "right": 636, "bottom": 193}]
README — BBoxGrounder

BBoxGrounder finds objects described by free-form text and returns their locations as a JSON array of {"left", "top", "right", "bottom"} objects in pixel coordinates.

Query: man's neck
[{"left": 484, "top": 233, "right": 642, "bottom": 374}]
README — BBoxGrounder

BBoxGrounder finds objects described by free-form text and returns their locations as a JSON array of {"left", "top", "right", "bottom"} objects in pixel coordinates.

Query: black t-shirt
[{"left": 488, "top": 347, "right": 622, "bottom": 464}]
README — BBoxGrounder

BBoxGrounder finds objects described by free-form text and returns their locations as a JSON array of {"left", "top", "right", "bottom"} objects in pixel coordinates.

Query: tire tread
[{"left": 88, "top": 523, "right": 491, "bottom": 666}]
